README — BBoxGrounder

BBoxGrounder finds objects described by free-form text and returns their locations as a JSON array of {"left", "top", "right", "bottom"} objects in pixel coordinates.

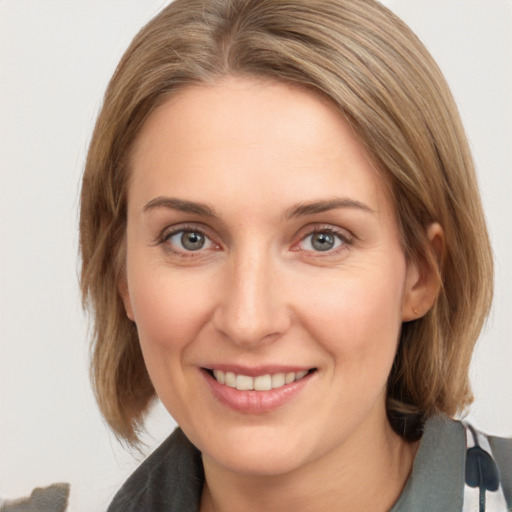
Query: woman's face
[{"left": 122, "top": 76, "right": 422, "bottom": 476}]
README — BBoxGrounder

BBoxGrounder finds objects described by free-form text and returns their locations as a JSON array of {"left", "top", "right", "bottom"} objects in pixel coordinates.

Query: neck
[{"left": 200, "top": 414, "right": 419, "bottom": 512}]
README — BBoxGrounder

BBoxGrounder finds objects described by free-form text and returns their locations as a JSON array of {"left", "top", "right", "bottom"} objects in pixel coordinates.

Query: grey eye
[
  {"left": 180, "top": 231, "right": 205, "bottom": 251},
  {"left": 167, "top": 229, "right": 214, "bottom": 252},
  {"left": 310, "top": 232, "right": 336, "bottom": 251},
  {"left": 299, "top": 231, "right": 345, "bottom": 252}
]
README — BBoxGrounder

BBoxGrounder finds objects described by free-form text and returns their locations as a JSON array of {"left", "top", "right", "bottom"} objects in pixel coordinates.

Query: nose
[{"left": 213, "top": 249, "right": 291, "bottom": 349}]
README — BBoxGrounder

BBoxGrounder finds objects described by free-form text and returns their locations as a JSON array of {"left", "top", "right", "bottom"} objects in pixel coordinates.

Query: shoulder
[
  {"left": 107, "top": 428, "right": 204, "bottom": 512},
  {"left": 432, "top": 415, "right": 512, "bottom": 510},
  {"left": 467, "top": 423, "right": 512, "bottom": 509},
  {"left": 391, "top": 415, "right": 512, "bottom": 511},
  {"left": 488, "top": 433, "right": 512, "bottom": 482}
]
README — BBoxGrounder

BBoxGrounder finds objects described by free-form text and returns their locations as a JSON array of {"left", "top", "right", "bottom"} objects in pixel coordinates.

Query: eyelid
[
  {"left": 154, "top": 222, "right": 354, "bottom": 256},
  {"left": 155, "top": 222, "right": 220, "bottom": 254},
  {"left": 293, "top": 224, "right": 355, "bottom": 253}
]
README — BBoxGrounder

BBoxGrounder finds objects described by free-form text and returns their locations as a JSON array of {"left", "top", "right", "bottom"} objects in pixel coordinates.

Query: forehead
[
  {"left": 131, "top": 76, "right": 353, "bottom": 159},
  {"left": 128, "top": 75, "right": 393, "bottom": 217}
]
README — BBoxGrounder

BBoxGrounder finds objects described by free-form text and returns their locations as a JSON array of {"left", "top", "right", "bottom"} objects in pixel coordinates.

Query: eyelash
[
  {"left": 295, "top": 226, "right": 353, "bottom": 255},
  {"left": 157, "top": 224, "right": 217, "bottom": 257},
  {"left": 156, "top": 224, "right": 354, "bottom": 257}
]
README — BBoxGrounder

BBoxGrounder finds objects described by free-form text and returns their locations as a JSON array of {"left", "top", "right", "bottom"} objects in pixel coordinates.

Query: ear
[
  {"left": 402, "top": 223, "right": 444, "bottom": 322},
  {"left": 118, "top": 274, "right": 135, "bottom": 321}
]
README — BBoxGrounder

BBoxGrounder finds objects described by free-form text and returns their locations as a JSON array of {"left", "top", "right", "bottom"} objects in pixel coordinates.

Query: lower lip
[{"left": 202, "top": 369, "right": 314, "bottom": 414}]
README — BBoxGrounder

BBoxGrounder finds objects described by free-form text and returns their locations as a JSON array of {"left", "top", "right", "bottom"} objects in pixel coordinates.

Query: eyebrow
[
  {"left": 143, "top": 197, "right": 218, "bottom": 217},
  {"left": 142, "top": 196, "right": 374, "bottom": 219},
  {"left": 283, "top": 198, "right": 375, "bottom": 219}
]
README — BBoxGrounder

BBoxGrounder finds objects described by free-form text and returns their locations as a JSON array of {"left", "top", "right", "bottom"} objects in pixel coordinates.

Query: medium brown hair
[{"left": 80, "top": 0, "right": 493, "bottom": 444}]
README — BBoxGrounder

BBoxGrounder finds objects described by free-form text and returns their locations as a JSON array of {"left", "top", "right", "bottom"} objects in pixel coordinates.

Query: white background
[{"left": 0, "top": 1, "right": 510, "bottom": 511}]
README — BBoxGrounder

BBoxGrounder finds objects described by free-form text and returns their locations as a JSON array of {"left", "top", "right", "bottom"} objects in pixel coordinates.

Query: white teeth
[
  {"left": 254, "top": 374, "right": 272, "bottom": 391},
  {"left": 225, "top": 372, "right": 236, "bottom": 387},
  {"left": 285, "top": 372, "right": 296, "bottom": 384},
  {"left": 271, "top": 373, "right": 286, "bottom": 388},
  {"left": 210, "top": 369, "right": 310, "bottom": 390},
  {"left": 235, "top": 374, "right": 253, "bottom": 390},
  {"left": 213, "top": 369, "right": 225, "bottom": 384}
]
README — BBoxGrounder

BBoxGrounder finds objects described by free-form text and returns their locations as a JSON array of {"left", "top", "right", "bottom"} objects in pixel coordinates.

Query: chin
[
  {"left": 210, "top": 442, "right": 309, "bottom": 476},
  {"left": 192, "top": 421, "right": 327, "bottom": 477}
]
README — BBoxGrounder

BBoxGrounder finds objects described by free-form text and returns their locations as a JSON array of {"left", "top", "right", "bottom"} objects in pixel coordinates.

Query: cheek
[
  {"left": 127, "top": 262, "right": 216, "bottom": 355},
  {"left": 298, "top": 265, "right": 405, "bottom": 377}
]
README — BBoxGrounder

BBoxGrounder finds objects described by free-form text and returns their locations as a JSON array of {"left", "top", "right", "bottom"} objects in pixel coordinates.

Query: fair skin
[{"left": 121, "top": 76, "right": 441, "bottom": 512}]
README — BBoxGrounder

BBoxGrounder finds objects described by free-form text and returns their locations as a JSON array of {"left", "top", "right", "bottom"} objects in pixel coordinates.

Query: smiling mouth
[{"left": 205, "top": 368, "right": 316, "bottom": 391}]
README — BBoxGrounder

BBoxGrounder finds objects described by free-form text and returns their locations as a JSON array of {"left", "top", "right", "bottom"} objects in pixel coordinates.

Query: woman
[{"left": 79, "top": 0, "right": 511, "bottom": 510}]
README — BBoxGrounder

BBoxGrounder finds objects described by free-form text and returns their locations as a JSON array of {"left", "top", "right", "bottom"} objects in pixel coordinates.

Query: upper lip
[{"left": 201, "top": 364, "right": 315, "bottom": 377}]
